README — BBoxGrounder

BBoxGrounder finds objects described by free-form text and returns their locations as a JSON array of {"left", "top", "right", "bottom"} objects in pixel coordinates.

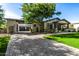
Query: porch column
[
  {"left": 53, "top": 22, "right": 55, "bottom": 32},
  {"left": 67, "top": 23, "right": 69, "bottom": 28},
  {"left": 52, "top": 23, "right": 54, "bottom": 29},
  {"left": 14, "top": 24, "right": 17, "bottom": 33},
  {"left": 56, "top": 23, "right": 58, "bottom": 32},
  {"left": 7, "top": 26, "right": 9, "bottom": 34},
  {"left": 18, "top": 24, "right": 19, "bottom": 33},
  {"left": 31, "top": 24, "right": 33, "bottom": 32},
  {"left": 44, "top": 23, "right": 47, "bottom": 32}
]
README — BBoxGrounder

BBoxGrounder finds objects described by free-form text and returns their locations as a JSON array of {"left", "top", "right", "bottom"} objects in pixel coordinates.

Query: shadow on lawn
[{"left": 5, "top": 37, "right": 77, "bottom": 56}]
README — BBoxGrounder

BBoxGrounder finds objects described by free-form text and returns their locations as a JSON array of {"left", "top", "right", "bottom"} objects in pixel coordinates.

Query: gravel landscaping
[{"left": 6, "top": 34, "right": 79, "bottom": 56}]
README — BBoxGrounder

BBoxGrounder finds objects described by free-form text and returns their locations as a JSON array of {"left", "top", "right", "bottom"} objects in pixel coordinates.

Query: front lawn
[
  {"left": 0, "top": 36, "right": 10, "bottom": 56},
  {"left": 45, "top": 32, "right": 79, "bottom": 48}
]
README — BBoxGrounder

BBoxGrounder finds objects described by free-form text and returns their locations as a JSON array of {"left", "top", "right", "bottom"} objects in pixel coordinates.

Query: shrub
[{"left": 0, "top": 36, "right": 10, "bottom": 56}]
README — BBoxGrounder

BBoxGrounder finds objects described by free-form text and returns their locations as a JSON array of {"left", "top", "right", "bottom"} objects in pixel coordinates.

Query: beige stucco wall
[
  {"left": 31, "top": 24, "right": 40, "bottom": 33},
  {"left": 7, "top": 20, "right": 18, "bottom": 26},
  {"left": 6, "top": 20, "right": 18, "bottom": 33},
  {"left": 69, "top": 24, "right": 74, "bottom": 28},
  {"left": 73, "top": 23, "right": 79, "bottom": 31}
]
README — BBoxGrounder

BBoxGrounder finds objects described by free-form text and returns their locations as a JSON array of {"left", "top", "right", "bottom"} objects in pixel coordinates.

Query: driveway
[{"left": 6, "top": 32, "right": 79, "bottom": 56}]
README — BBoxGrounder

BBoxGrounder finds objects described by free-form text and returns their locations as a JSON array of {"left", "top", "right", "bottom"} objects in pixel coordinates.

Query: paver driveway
[{"left": 6, "top": 33, "right": 79, "bottom": 56}]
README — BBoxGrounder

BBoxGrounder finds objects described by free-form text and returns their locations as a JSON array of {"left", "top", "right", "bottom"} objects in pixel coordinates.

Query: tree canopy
[{"left": 22, "top": 3, "right": 61, "bottom": 24}]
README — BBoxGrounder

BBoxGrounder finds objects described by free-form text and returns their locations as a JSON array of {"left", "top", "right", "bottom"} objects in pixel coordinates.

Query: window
[
  {"left": 33, "top": 24, "right": 36, "bottom": 27},
  {"left": 26, "top": 27, "right": 30, "bottom": 31},
  {"left": 19, "top": 26, "right": 30, "bottom": 31}
]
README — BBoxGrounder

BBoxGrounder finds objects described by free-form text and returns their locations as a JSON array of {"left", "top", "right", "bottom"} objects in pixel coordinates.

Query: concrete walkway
[{"left": 6, "top": 32, "right": 79, "bottom": 56}]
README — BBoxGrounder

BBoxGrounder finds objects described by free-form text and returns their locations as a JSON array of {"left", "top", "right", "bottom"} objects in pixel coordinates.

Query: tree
[
  {"left": 22, "top": 3, "right": 61, "bottom": 24},
  {"left": 0, "top": 5, "right": 5, "bottom": 28}
]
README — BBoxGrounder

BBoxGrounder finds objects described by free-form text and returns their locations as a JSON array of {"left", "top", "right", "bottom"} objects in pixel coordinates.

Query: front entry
[
  {"left": 9, "top": 26, "right": 14, "bottom": 33},
  {"left": 36, "top": 27, "right": 39, "bottom": 32}
]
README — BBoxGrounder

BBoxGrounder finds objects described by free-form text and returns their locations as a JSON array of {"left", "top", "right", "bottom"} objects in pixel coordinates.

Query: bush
[{"left": 0, "top": 36, "right": 10, "bottom": 56}]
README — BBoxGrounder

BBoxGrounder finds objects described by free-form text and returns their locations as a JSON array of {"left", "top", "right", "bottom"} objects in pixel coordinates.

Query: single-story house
[
  {"left": 5, "top": 18, "right": 41, "bottom": 33},
  {"left": 5, "top": 18, "right": 70, "bottom": 33},
  {"left": 44, "top": 18, "right": 70, "bottom": 32}
]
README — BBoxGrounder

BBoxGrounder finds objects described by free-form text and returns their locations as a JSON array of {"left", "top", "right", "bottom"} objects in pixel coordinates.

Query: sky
[
  {"left": 0, "top": 3, "right": 22, "bottom": 19},
  {"left": 0, "top": 3, "right": 79, "bottom": 23},
  {"left": 56, "top": 3, "right": 79, "bottom": 23}
]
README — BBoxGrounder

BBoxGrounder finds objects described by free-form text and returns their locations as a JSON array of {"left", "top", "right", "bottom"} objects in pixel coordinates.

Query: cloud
[
  {"left": 4, "top": 10, "right": 22, "bottom": 19},
  {"left": 0, "top": 3, "right": 22, "bottom": 19},
  {"left": 0, "top": 3, "right": 6, "bottom": 5}
]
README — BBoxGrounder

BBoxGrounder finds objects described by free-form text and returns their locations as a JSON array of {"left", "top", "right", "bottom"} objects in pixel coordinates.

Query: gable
[
  {"left": 44, "top": 18, "right": 60, "bottom": 23},
  {"left": 45, "top": 19, "right": 59, "bottom": 23},
  {"left": 58, "top": 19, "right": 70, "bottom": 24},
  {"left": 58, "top": 21, "right": 69, "bottom": 24}
]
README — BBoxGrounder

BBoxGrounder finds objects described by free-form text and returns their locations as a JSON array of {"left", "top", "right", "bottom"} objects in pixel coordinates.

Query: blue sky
[
  {"left": 56, "top": 3, "right": 79, "bottom": 23},
  {"left": 0, "top": 3, "right": 79, "bottom": 23}
]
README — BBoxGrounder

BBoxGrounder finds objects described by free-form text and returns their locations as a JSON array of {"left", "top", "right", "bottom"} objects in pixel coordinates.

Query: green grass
[
  {"left": 0, "top": 36, "right": 10, "bottom": 56},
  {"left": 45, "top": 32, "right": 79, "bottom": 48}
]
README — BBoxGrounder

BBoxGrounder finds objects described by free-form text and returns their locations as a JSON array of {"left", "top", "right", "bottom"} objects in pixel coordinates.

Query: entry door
[
  {"left": 58, "top": 24, "right": 61, "bottom": 30},
  {"left": 36, "top": 27, "right": 39, "bottom": 32},
  {"left": 9, "top": 26, "right": 14, "bottom": 33}
]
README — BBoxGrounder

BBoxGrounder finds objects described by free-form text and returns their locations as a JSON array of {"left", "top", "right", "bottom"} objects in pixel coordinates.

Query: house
[
  {"left": 72, "top": 23, "right": 79, "bottom": 32},
  {"left": 5, "top": 18, "right": 70, "bottom": 34},
  {"left": 5, "top": 18, "right": 41, "bottom": 33},
  {"left": 44, "top": 18, "right": 70, "bottom": 33}
]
